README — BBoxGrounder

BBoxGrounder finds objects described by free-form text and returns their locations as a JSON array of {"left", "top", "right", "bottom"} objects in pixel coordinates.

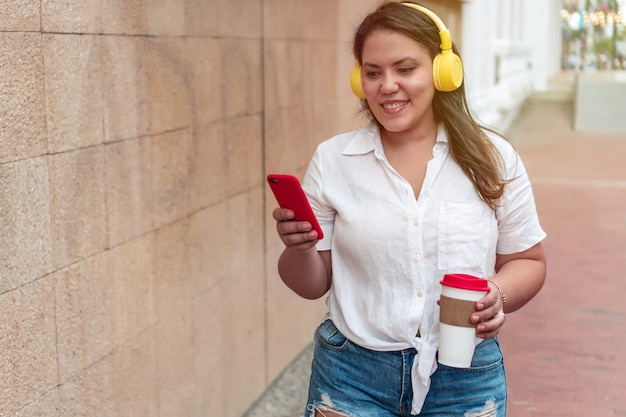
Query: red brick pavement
[{"left": 501, "top": 99, "right": 626, "bottom": 416}]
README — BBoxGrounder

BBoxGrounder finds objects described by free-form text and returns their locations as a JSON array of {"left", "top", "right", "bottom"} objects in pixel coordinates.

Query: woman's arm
[
  {"left": 279, "top": 249, "right": 331, "bottom": 300},
  {"left": 492, "top": 241, "right": 547, "bottom": 313},
  {"left": 273, "top": 207, "right": 332, "bottom": 300},
  {"left": 472, "top": 241, "right": 547, "bottom": 338}
]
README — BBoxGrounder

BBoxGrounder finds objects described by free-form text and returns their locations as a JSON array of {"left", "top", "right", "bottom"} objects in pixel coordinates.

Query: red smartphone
[{"left": 266, "top": 173, "right": 324, "bottom": 239}]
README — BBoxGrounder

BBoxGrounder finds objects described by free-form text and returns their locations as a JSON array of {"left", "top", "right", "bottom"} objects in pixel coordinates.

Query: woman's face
[{"left": 361, "top": 30, "right": 436, "bottom": 135}]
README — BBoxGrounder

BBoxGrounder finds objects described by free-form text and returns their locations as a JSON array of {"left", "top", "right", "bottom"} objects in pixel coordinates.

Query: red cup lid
[{"left": 440, "top": 273, "right": 489, "bottom": 291}]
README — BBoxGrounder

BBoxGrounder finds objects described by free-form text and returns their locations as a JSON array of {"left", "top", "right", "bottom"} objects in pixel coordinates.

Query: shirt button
[
  {"left": 425, "top": 190, "right": 431, "bottom": 196},
  {"left": 413, "top": 255, "right": 421, "bottom": 262},
  {"left": 413, "top": 219, "right": 420, "bottom": 226},
  {"left": 417, "top": 290, "right": 424, "bottom": 297}
]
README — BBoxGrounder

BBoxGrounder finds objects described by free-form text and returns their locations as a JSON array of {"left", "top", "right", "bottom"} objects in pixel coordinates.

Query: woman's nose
[{"left": 380, "top": 73, "right": 399, "bottom": 94}]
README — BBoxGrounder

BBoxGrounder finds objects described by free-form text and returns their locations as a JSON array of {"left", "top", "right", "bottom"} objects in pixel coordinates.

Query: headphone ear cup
[
  {"left": 350, "top": 62, "right": 366, "bottom": 99},
  {"left": 432, "top": 50, "right": 463, "bottom": 92}
]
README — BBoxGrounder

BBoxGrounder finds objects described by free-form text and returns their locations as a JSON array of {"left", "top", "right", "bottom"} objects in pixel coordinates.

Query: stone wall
[
  {"left": 0, "top": 1, "right": 469, "bottom": 415},
  {"left": 0, "top": 0, "right": 380, "bottom": 416}
]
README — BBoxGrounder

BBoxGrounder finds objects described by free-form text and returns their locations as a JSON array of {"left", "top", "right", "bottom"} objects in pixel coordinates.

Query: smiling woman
[{"left": 269, "top": 2, "right": 547, "bottom": 417}]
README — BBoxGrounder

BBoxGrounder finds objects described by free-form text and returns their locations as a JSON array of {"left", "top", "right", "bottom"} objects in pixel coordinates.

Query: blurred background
[
  {"left": 561, "top": 0, "right": 625, "bottom": 71},
  {"left": 0, "top": 0, "right": 624, "bottom": 416}
]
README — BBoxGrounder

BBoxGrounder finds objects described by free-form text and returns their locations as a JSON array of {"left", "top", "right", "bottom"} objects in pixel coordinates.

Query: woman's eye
[
  {"left": 398, "top": 67, "right": 415, "bottom": 74},
  {"left": 364, "top": 71, "right": 380, "bottom": 79}
]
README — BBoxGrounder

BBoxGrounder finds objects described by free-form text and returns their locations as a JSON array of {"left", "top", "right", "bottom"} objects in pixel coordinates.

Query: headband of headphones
[
  {"left": 400, "top": 2, "right": 453, "bottom": 50},
  {"left": 350, "top": 2, "right": 463, "bottom": 97}
]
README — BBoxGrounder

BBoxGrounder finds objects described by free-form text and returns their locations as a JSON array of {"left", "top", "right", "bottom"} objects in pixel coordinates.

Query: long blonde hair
[{"left": 353, "top": 1, "right": 507, "bottom": 209}]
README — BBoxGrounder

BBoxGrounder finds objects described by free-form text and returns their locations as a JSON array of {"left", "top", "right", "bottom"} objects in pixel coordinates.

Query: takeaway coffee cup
[{"left": 438, "top": 273, "right": 490, "bottom": 368}]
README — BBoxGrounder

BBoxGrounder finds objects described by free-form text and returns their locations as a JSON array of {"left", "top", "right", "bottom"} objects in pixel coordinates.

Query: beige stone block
[
  {"left": 222, "top": 38, "right": 262, "bottom": 119},
  {"left": 290, "top": 102, "right": 334, "bottom": 163},
  {"left": 48, "top": 146, "right": 107, "bottom": 269},
  {"left": 107, "top": 236, "right": 156, "bottom": 345},
  {"left": 264, "top": 0, "right": 337, "bottom": 40},
  {"left": 100, "top": 36, "right": 144, "bottom": 142},
  {"left": 187, "top": 200, "right": 226, "bottom": 294},
  {"left": 263, "top": 40, "right": 292, "bottom": 109},
  {"left": 0, "top": 33, "right": 46, "bottom": 164},
  {"left": 54, "top": 253, "right": 115, "bottom": 384},
  {"left": 156, "top": 310, "right": 196, "bottom": 417},
  {"left": 219, "top": 0, "right": 262, "bottom": 37},
  {"left": 223, "top": 114, "right": 263, "bottom": 198},
  {"left": 189, "top": 122, "right": 226, "bottom": 212},
  {"left": 44, "top": 34, "right": 104, "bottom": 154},
  {"left": 104, "top": 137, "right": 152, "bottom": 246},
  {"left": 57, "top": 359, "right": 115, "bottom": 417},
  {"left": 184, "top": 0, "right": 219, "bottom": 37},
  {"left": 265, "top": 101, "right": 341, "bottom": 177},
  {"left": 107, "top": 130, "right": 195, "bottom": 246},
  {"left": 264, "top": 40, "right": 338, "bottom": 109},
  {"left": 141, "top": 38, "right": 192, "bottom": 135},
  {"left": 13, "top": 388, "right": 61, "bottom": 417},
  {"left": 190, "top": 191, "right": 264, "bottom": 414},
  {"left": 149, "top": 129, "right": 194, "bottom": 229},
  {"left": 41, "top": 0, "right": 101, "bottom": 33},
  {"left": 0, "top": 279, "right": 58, "bottom": 415},
  {"left": 112, "top": 328, "right": 158, "bottom": 417},
  {"left": 338, "top": 0, "right": 379, "bottom": 40},
  {"left": 153, "top": 244, "right": 195, "bottom": 417},
  {"left": 187, "top": 36, "right": 261, "bottom": 136},
  {"left": 186, "top": 0, "right": 261, "bottom": 38},
  {"left": 189, "top": 189, "right": 264, "bottom": 294},
  {"left": 186, "top": 37, "right": 223, "bottom": 126},
  {"left": 228, "top": 189, "right": 264, "bottom": 282},
  {"left": 101, "top": 36, "right": 191, "bottom": 142},
  {"left": 0, "top": 0, "right": 40, "bottom": 31},
  {"left": 336, "top": 96, "right": 365, "bottom": 133},
  {"left": 306, "top": 41, "right": 341, "bottom": 101},
  {"left": 152, "top": 219, "right": 191, "bottom": 313},
  {"left": 192, "top": 268, "right": 265, "bottom": 415},
  {"left": 0, "top": 157, "right": 53, "bottom": 293},
  {"left": 101, "top": 0, "right": 185, "bottom": 36},
  {"left": 308, "top": 98, "right": 343, "bottom": 148},
  {"left": 264, "top": 107, "right": 311, "bottom": 175}
]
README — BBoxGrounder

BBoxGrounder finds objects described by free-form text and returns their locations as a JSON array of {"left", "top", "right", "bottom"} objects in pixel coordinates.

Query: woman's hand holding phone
[
  {"left": 272, "top": 207, "right": 320, "bottom": 252},
  {"left": 267, "top": 174, "right": 323, "bottom": 252}
]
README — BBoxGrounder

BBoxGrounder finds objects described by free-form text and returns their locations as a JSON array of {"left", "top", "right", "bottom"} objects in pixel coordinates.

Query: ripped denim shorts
[{"left": 305, "top": 319, "right": 506, "bottom": 417}]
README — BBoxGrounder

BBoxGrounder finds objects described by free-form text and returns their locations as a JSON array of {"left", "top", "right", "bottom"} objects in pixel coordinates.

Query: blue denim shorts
[{"left": 305, "top": 319, "right": 507, "bottom": 417}]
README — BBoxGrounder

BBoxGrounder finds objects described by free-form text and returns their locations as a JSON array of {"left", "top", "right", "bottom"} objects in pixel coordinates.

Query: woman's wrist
[{"left": 487, "top": 279, "right": 507, "bottom": 307}]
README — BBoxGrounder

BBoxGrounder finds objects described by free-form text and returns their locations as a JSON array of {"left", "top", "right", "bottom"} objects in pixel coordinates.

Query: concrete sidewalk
[
  {"left": 502, "top": 90, "right": 626, "bottom": 416},
  {"left": 245, "top": 76, "right": 626, "bottom": 417}
]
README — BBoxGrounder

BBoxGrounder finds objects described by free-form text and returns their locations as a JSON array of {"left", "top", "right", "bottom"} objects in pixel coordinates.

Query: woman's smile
[{"left": 381, "top": 100, "right": 409, "bottom": 113}]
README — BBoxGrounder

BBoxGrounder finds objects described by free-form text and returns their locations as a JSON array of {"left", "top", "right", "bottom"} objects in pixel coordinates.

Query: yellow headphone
[{"left": 350, "top": 2, "right": 464, "bottom": 98}]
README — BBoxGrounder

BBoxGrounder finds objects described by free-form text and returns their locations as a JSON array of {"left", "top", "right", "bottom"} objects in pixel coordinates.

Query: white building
[{"left": 459, "top": 0, "right": 564, "bottom": 132}]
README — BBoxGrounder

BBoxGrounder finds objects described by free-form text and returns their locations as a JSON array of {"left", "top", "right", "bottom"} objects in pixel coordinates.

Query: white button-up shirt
[{"left": 302, "top": 123, "right": 546, "bottom": 414}]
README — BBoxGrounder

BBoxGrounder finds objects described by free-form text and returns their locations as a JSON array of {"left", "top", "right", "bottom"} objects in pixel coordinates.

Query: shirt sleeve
[
  {"left": 495, "top": 140, "right": 546, "bottom": 254},
  {"left": 302, "top": 143, "right": 335, "bottom": 251}
]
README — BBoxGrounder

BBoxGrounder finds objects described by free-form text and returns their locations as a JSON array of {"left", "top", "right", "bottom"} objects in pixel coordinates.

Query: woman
[{"left": 272, "top": 2, "right": 547, "bottom": 416}]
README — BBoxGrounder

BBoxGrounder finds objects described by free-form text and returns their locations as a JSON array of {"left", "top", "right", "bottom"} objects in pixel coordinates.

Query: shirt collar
[
  {"left": 342, "top": 123, "right": 450, "bottom": 157},
  {"left": 342, "top": 123, "right": 380, "bottom": 156}
]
